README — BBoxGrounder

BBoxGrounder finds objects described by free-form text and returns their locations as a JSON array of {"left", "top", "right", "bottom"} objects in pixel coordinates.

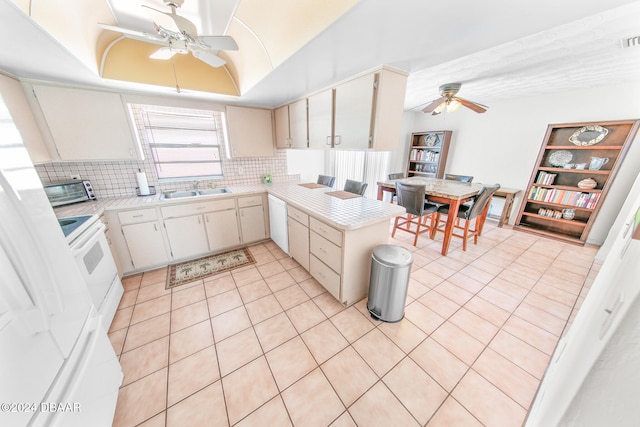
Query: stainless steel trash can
[{"left": 367, "top": 244, "right": 413, "bottom": 322}]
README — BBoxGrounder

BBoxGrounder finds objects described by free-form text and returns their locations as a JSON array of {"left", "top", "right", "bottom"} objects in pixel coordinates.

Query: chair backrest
[
  {"left": 388, "top": 173, "right": 405, "bottom": 180},
  {"left": 445, "top": 174, "right": 474, "bottom": 183},
  {"left": 396, "top": 182, "right": 427, "bottom": 216},
  {"left": 464, "top": 184, "right": 501, "bottom": 220},
  {"left": 344, "top": 179, "right": 368, "bottom": 195},
  {"left": 317, "top": 175, "right": 336, "bottom": 187}
]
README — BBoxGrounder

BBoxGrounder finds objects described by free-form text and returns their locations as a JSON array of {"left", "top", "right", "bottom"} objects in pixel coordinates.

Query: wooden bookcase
[
  {"left": 514, "top": 119, "right": 640, "bottom": 244},
  {"left": 406, "top": 131, "right": 451, "bottom": 178}
]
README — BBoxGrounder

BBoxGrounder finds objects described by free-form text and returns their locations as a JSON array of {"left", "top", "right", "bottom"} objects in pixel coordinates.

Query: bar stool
[
  {"left": 344, "top": 179, "right": 368, "bottom": 196},
  {"left": 392, "top": 182, "right": 439, "bottom": 246},
  {"left": 317, "top": 175, "right": 336, "bottom": 187},
  {"left": 432, "top": 184, "right": 500, "bottom": 251}
]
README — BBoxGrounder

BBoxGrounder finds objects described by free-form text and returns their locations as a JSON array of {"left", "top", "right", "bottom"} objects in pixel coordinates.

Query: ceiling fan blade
[
  {"left": 421, "top": 97, "right": 446, "bottom": 113},
  {"left": 98, "top": 23, "right": 166, "bottom": 43},
  {"left": 456, "top": 97, "right": 489, "bottom": 113},
  {"left": 142, "top": 5, "right": 198, "bottom": 36},
  {"left": 198, "top": 36, "right": 239, "bottom": 51},
  {"left": 191, "top": 49, "right": 226, "bottom": 67}
]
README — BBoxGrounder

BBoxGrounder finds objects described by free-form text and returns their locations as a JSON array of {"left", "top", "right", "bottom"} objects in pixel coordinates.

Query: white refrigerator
[{"left": 0, "top": 96, "right": 122, "bottom": 426}]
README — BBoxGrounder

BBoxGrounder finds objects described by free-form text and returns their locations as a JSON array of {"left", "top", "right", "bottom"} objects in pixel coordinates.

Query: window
[
  {"left": 132, "top": 104, "right": 224, "bottom": 181},
  {"left": 327, "top": 150, "right": 390, "bottom": 199}
]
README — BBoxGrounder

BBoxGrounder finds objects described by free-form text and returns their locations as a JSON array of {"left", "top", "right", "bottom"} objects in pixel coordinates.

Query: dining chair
[
  {"left": 432, "top": 184, "right": 501, "bottom": 251},
  {"left": 392, "top": 182, "right": 439, "bottom": 246},
  {"left": 388, "top": 173, "right": 406, "bottom": 180},
  {"left": 317, "top": 175, "right": 336, "bottom": 187},
  {"left": 445, "top": 174, "right": 474, "bottom": 183},
  {"left": 344, "top": 179, "right": 368, "bottom": 196}
]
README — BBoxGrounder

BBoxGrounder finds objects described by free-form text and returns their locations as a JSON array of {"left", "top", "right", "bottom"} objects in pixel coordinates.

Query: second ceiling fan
[
  {"left": 99, "top": 0, "right": 238, "bottom": 68},
  {"left": 422, "top": 83, "right": 488, "bottom": 115}
]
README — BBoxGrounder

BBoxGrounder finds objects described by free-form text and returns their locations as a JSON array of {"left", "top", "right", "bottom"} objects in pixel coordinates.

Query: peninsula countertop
[{"left": 54, "top": 182, "right": 405, "bottom": 231}]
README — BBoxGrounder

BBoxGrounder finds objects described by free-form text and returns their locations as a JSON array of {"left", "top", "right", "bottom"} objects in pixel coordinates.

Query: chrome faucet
[{"left": 193, "top": 180, "right": 201, "bottom": 190}]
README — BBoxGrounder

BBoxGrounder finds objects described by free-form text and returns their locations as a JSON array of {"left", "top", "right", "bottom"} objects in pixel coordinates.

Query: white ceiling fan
[
  {"left": 422, "top": 83, "right": 488, "bottom": 115},
  {"left": 99, "top": 0, "right": 238, "bottom": 68}
]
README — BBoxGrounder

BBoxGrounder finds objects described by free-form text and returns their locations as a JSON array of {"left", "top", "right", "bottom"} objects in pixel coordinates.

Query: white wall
[
  {"left": 396, "top": 82, "right": 640, "bottom": 244},
  {"left": 286, "top": 149, "right": 325, "bottom": 182}
]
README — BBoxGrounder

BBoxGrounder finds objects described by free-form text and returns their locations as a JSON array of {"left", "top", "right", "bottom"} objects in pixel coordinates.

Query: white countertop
[{"left": 54, "top": 182, "right": 405, "bottom": 231}]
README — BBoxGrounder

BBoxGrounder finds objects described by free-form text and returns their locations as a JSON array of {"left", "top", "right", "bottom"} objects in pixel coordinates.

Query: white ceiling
[{"left": 1, "top": 0, "right": 639, "bottom": 111}]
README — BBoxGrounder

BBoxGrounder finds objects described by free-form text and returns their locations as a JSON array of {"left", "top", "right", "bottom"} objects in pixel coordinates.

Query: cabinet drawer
[
  {"left": 309, "top": 217, "right": 342, "bottom": 247},
  {"left": 237, "top": 195, "right": 263, "bottom": 208},
  {"left": 161, "top": 199, "right": 235, "bottom": 218},
  {"left": 310, "top": 231, "right": 341, "bottom": 273},
  {"left": 310, "top": 255, "right": 340, "bottom": 301},
  {"left": 287, "top": 205, "right": 309, "bottom": 226},
  {"left": 117, "top": 208, "right": 158, "bottom": 225}
]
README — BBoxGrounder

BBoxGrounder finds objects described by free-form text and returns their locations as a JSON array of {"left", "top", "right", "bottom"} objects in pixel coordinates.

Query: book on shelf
[
  {"left": 410, "top": 148, "right": 439, "bottom": 162},
  {"left": 528, "top": 187, "right": 601, "bottom": 209},
  {"left": 535, "top": 171, "right": 557, "bottom": 185}
]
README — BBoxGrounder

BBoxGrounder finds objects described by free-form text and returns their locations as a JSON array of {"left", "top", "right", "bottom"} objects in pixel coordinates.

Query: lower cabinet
[
  {"left": 238, "top": 196, "right": 268, "bottom": 244},
  {"left": 205, "top": 209, "right": 240, "bottom": 251},
  {"left": 164, "top": 215, "right": 209, "bottom": 260},
  {"left": 308, "top": 218, "right": 343, "bottom": 300},
  {"left": 288, "top": 206, "right": 309, "bottom": 270},
  {"left": 121, "top": 221, "right": 168, "bottom": 271}
]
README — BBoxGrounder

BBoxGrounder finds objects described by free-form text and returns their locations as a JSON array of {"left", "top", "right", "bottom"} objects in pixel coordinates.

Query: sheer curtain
[{"left": 327, "top": 150, "right": 391, "bottom": 198}]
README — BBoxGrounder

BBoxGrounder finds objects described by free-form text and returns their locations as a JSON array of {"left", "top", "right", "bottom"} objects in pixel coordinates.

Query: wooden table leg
[
  {"left": 377, "top": 185, "right": 384, "bottom": 201},
  {"left": 441, "top": 198, "right": 461, "bottom": 256}
]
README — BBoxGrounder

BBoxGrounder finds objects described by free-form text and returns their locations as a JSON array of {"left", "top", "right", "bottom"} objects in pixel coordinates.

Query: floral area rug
[{"left": 166, "top": 247, "right": 255, "bottom": 289}]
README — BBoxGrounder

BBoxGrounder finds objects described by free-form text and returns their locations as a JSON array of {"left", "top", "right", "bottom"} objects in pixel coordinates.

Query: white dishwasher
[{"left": 268, "top": 194, "right": 289, "bottom": 254}]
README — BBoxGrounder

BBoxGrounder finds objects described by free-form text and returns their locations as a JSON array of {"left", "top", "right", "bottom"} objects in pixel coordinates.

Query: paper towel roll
[{"left": 136, "top": 172, "right": 150, "bottom": 196}]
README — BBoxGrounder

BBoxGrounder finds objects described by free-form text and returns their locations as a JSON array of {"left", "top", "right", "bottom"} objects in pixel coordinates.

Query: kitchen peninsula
[{"left": 54, "top": 182, "right": 405, "bottom": 307}]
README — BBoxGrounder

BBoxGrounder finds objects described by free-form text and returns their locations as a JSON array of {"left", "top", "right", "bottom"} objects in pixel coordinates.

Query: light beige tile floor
[{"left": 108, "top": 220, "right": 599, "bottom": 427}]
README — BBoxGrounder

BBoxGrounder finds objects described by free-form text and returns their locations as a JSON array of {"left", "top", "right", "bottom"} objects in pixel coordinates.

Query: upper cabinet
[
  {"left": 26, "top": 84, "right": 142, "bottom": 161},
  {"left": 305, "top": 66, "right": 407, "bottom": 151},
  {"left": 225, "top": 105, "right": 275, "bottom": 158},
  {"left": 0, "top": 74, "right": 50, "bottom": 164},
  {"left": 274, "top": 99, "right": 308, "bottom": 149}
]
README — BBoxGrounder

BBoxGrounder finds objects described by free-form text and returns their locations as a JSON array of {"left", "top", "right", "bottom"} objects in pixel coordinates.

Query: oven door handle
[{"left": 71, "top": 222, "right": 106, "bottom": 255}]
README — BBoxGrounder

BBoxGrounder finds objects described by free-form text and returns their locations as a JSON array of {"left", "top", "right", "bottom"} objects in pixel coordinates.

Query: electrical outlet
[{"left": 70, "top": 174, "right": 81, "bottom": 180}]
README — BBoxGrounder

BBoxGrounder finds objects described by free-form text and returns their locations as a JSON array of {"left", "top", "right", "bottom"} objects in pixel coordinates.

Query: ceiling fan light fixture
[
  {"left": 149, "top": 47, "right": 178, "bottom": 60},
  {"left": 433, "top": 102, "right": 447, "bottom": 115},
  {"left": 447, "top": 99, "right": 461, "bottom": 112}
]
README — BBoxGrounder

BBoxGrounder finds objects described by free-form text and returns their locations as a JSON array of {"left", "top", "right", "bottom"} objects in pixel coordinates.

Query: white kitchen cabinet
[
  {"left": 238, "top": 195, "right": 268, "bottom": 244},
  {"left": 333, "top": 73, "right": 375, "bottom": 149},
  {"left": 28, "top": 84, "right": 141, "bottom": 161},
  {"left": 205, "top": 209, "right": 240, "bottom": 252},
  {"left": 121, "top": 221, "right": 168, "bottom": 271},
  {"left": 275, "top": 100, "right": 308, "bottom": 149},
  {"left": 305, "top": 66, "right": 407, "bottom": 151},
  {"left": 164, "top": 215, "right": 209, "bottom": 261},
  {"left": 288, "top": 206, "right": 309, "bottom": 270},
  {"left": 307, "top": 89, "right": 333, "bottom": 149},
  {"left": 225, "top": 105, "right": 275, "bottom": 157},
  {"left": 0, "top": 75, "right": 50, "bottom": 163}
]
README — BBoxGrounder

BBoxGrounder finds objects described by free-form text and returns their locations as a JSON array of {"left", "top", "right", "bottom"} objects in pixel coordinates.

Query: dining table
[{"left": 376, "top": 176, "right": 485, "bottom": 256}]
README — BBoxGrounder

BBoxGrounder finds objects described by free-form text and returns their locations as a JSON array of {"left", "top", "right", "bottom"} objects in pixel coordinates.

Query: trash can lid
[{"left": 372, "top": 244, "right": 413, "bottom": 267}]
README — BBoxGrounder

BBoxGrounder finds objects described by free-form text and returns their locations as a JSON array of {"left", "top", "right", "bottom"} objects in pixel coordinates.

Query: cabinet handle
[
  {"left": 334, "top": 135, "right": 341, "bottom": 145},
  {"left": 206, "top": 216, "right": 209, "bottom": 223},
  {"left": 326, "top": 136, "right": 332, "bottom": 146},
  {"left": 153, "top": 224, "right": 157, "bottom": 232},
  {"left": 198, "top": 217, "right": 201, "bottom": 225},
  {"left": 133, "top": 214, "right": 143, "bottom": 218}
]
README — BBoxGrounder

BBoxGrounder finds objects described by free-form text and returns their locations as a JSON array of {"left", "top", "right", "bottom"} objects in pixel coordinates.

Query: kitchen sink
[{"left": 160, "top": 188, "right": 231, "bottom": 200}]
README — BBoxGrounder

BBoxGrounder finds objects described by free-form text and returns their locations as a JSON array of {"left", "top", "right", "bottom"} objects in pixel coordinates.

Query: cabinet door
[
  {"left": 274, "top": 105, "right": 290, "bottom": 148},
  {"left": 288, "top": 218, "right": 309, "bottom": 270},
  {"left": 334, "top": 73, "right": 375, "bottom": 150},
  {"left": 122, "top": 222, "right": 168, "bottom": 270},
  {"left": 205, "top": 209, "right": 240, "bottom": 252},
  {"left": 31, "top": 84, "right": 140, "bottom": 161},
  {"left": 164, "top": 215, "right": 209, "bottom": 260},
  {"left": 239, "top": 205, "right": 267, "bottom": 244},
  {"left": 225, "top": 105, "right": 275, "bottom": 157},
  {"left": 308, "top": 89, "right": 333, "bottom": 149},
  {"left": 289, "top": 99, "right": 308, "bottom": 148}
]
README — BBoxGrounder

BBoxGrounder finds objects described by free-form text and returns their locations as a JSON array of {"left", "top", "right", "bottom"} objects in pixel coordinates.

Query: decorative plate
[
  {"left": 548, "top": 150, "right": 573, "bottom": 167},
  {"left": 424, "top": 133, "right": 441, "bottom": 147},
  {"left": 568, "top": 125, "right": 608, "bottom": 146}
]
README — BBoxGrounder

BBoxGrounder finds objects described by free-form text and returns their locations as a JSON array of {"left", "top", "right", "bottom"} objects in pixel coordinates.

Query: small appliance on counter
[{"left": 44, "top": 180, "right": 96, "bottom": 207}]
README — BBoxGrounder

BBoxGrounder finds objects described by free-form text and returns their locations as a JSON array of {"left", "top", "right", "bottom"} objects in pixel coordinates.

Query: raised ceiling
[{"left": 1, "top": 0, "right": 639, "bottom": 110}]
